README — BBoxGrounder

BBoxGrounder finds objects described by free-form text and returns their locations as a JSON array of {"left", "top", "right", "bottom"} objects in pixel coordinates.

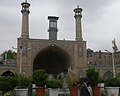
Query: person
[
  {"left": 87, "top": 81, "right": 92, "bottom": 96},
  {"left": 80, "top": 77, "right": 91, "bottom": 96}
]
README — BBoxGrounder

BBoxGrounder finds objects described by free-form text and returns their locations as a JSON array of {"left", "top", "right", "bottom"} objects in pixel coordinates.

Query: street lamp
[{"left": 105, "top": 50, "right": 115, "bottom": 77}]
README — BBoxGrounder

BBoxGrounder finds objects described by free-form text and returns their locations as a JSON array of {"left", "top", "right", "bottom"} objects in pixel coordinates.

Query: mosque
[{"left": 0, "top": 0, "right": 87, "bottom": 79}]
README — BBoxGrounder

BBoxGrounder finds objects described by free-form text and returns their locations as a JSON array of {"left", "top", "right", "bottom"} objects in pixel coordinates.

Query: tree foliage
[
  {"left": 86, "top": 68, "right": 100, "bottom": 86},
  {"left": 46, "top": 78, "right": 63, "bottom": 88},
  {"left": 16, "top": 75, "right": 31, "bottom": 89},
  {"left": 105, "top": 77, "right": 120, "bottom": 87},
  {"left": 0, "top": 76, "right": 17, "bottom": 93},
  {"left": 1, "top": 50, "right": 16, "bottom": 60},
  {"left": 33, "top": 69, "right": 48, "bottom": 87}
]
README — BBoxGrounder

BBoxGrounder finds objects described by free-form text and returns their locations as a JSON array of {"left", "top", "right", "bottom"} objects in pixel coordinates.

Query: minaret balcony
[{"left": 48, "top": 28, "right": 58, "bottom": 32}]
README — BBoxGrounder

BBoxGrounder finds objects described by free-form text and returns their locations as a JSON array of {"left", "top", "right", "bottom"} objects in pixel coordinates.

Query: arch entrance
[
  {"left": 33, "top": 45, "right": 70, "bottom": 75},
  {"left": 103, "top": 71, "right": 113, "bottom": 78},
  {"left": 1, "top": 70, "right": 15, "bottom": 77}
]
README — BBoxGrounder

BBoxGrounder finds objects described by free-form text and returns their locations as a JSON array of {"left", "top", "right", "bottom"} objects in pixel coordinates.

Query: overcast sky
[{"left": 0, "top": 0, "right": 120, "bottom": 54}]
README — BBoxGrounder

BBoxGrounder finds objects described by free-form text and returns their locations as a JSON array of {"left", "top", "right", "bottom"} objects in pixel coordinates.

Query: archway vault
[
  {"left": 33, "top": 44, "right": 71, "bottom": 75},
  {"left": 1, "top": 70, "right": 15, "bottom": 77}
]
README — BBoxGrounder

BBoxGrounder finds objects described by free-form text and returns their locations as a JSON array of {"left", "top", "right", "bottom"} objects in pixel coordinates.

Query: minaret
[
  {"left": 73, "top": 5, "right": 83, "bottom": 41},
  {"left": 21, "top": 0, "right": 30, "bottom": 38},
  {"left": 48, "top": 16, "right": 59, "bottom": 40}
]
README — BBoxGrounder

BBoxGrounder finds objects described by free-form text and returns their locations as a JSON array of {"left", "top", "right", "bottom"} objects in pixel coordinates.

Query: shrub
[
  {"left": 16, "top": 75, "right": 31, "bottom": 89},
  {"left": 67, "top": 69, "right": 78, "bottom": 86},
  {"left": 105, "top": 77, "right": 120, "bottom": 87},
  {"left": 46, "top": 78, "right": 63, "bottom": 88},
  {"left": 86, "top": 68, "right": 100, "bottom": 86},
  {"left": 33, "top": 69, "right": 48, "bottom": 87},
  {"left": 0, "top": 76, "right": 17, "bottom": 94}
]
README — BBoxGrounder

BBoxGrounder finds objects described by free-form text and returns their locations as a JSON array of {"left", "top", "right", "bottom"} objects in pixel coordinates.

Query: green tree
[
  {"left": 104, "top": 77, "right": 119, "bottom": 87},
  {"left": 1, "top": 50, "right": 16, "bottom": 60},
  {"left": 86, "top": 68, "right": 100, "bottom": 86},
  {"left": 33, "top": 69, "right": 48, "bottom": 87},
  {"left": 0, "top": 76, "right": 17, "bottom": 95}
]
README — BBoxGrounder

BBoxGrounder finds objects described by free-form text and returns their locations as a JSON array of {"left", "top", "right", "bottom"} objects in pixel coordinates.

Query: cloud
[{"left": 0, "top": 0, "right": 120, "bottom": 53}]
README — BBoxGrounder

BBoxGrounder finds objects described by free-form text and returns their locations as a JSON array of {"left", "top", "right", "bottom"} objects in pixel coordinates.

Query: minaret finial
[{"left": 25, "top": 0, "right": 27, "bottom": 2}]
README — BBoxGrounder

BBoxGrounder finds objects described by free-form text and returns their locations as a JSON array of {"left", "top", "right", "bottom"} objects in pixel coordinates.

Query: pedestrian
[
  {"left": 87, "top": 81, "right": 92, "bottom": 96},
  {"left": 80, "top": 77, "right": 91, "bottom": 96}
]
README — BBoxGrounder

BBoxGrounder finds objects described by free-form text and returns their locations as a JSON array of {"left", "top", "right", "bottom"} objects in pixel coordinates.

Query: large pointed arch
[{"left": 33, "top": 44, "right": 71, "bottom": 75}]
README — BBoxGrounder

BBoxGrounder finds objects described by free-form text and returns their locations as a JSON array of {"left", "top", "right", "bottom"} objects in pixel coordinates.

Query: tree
[
  {"left": 86, "top": 68, "right": 100, "bottom": 86},
  {"left": 1, "top": 50, "right": 16, "bottom": 60},
  {"left": 0, "top": 76, "right": 17, "bottom": 95},
  {"left": 33, "top": 69, "right": 48, "bottom": 87}
]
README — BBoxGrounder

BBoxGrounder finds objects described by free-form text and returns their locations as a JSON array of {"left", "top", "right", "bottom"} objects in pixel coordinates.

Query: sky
[{"left": 0, "top": 0, "right": 120, "bottom": 54}]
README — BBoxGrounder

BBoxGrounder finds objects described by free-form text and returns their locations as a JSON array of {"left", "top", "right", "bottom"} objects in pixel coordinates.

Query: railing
[
  {"left": 0, "top": 63, "right": 16, "bottom": 67},
  {"left": 0, "top": 59, "right": 16, "bottom": 67}
]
